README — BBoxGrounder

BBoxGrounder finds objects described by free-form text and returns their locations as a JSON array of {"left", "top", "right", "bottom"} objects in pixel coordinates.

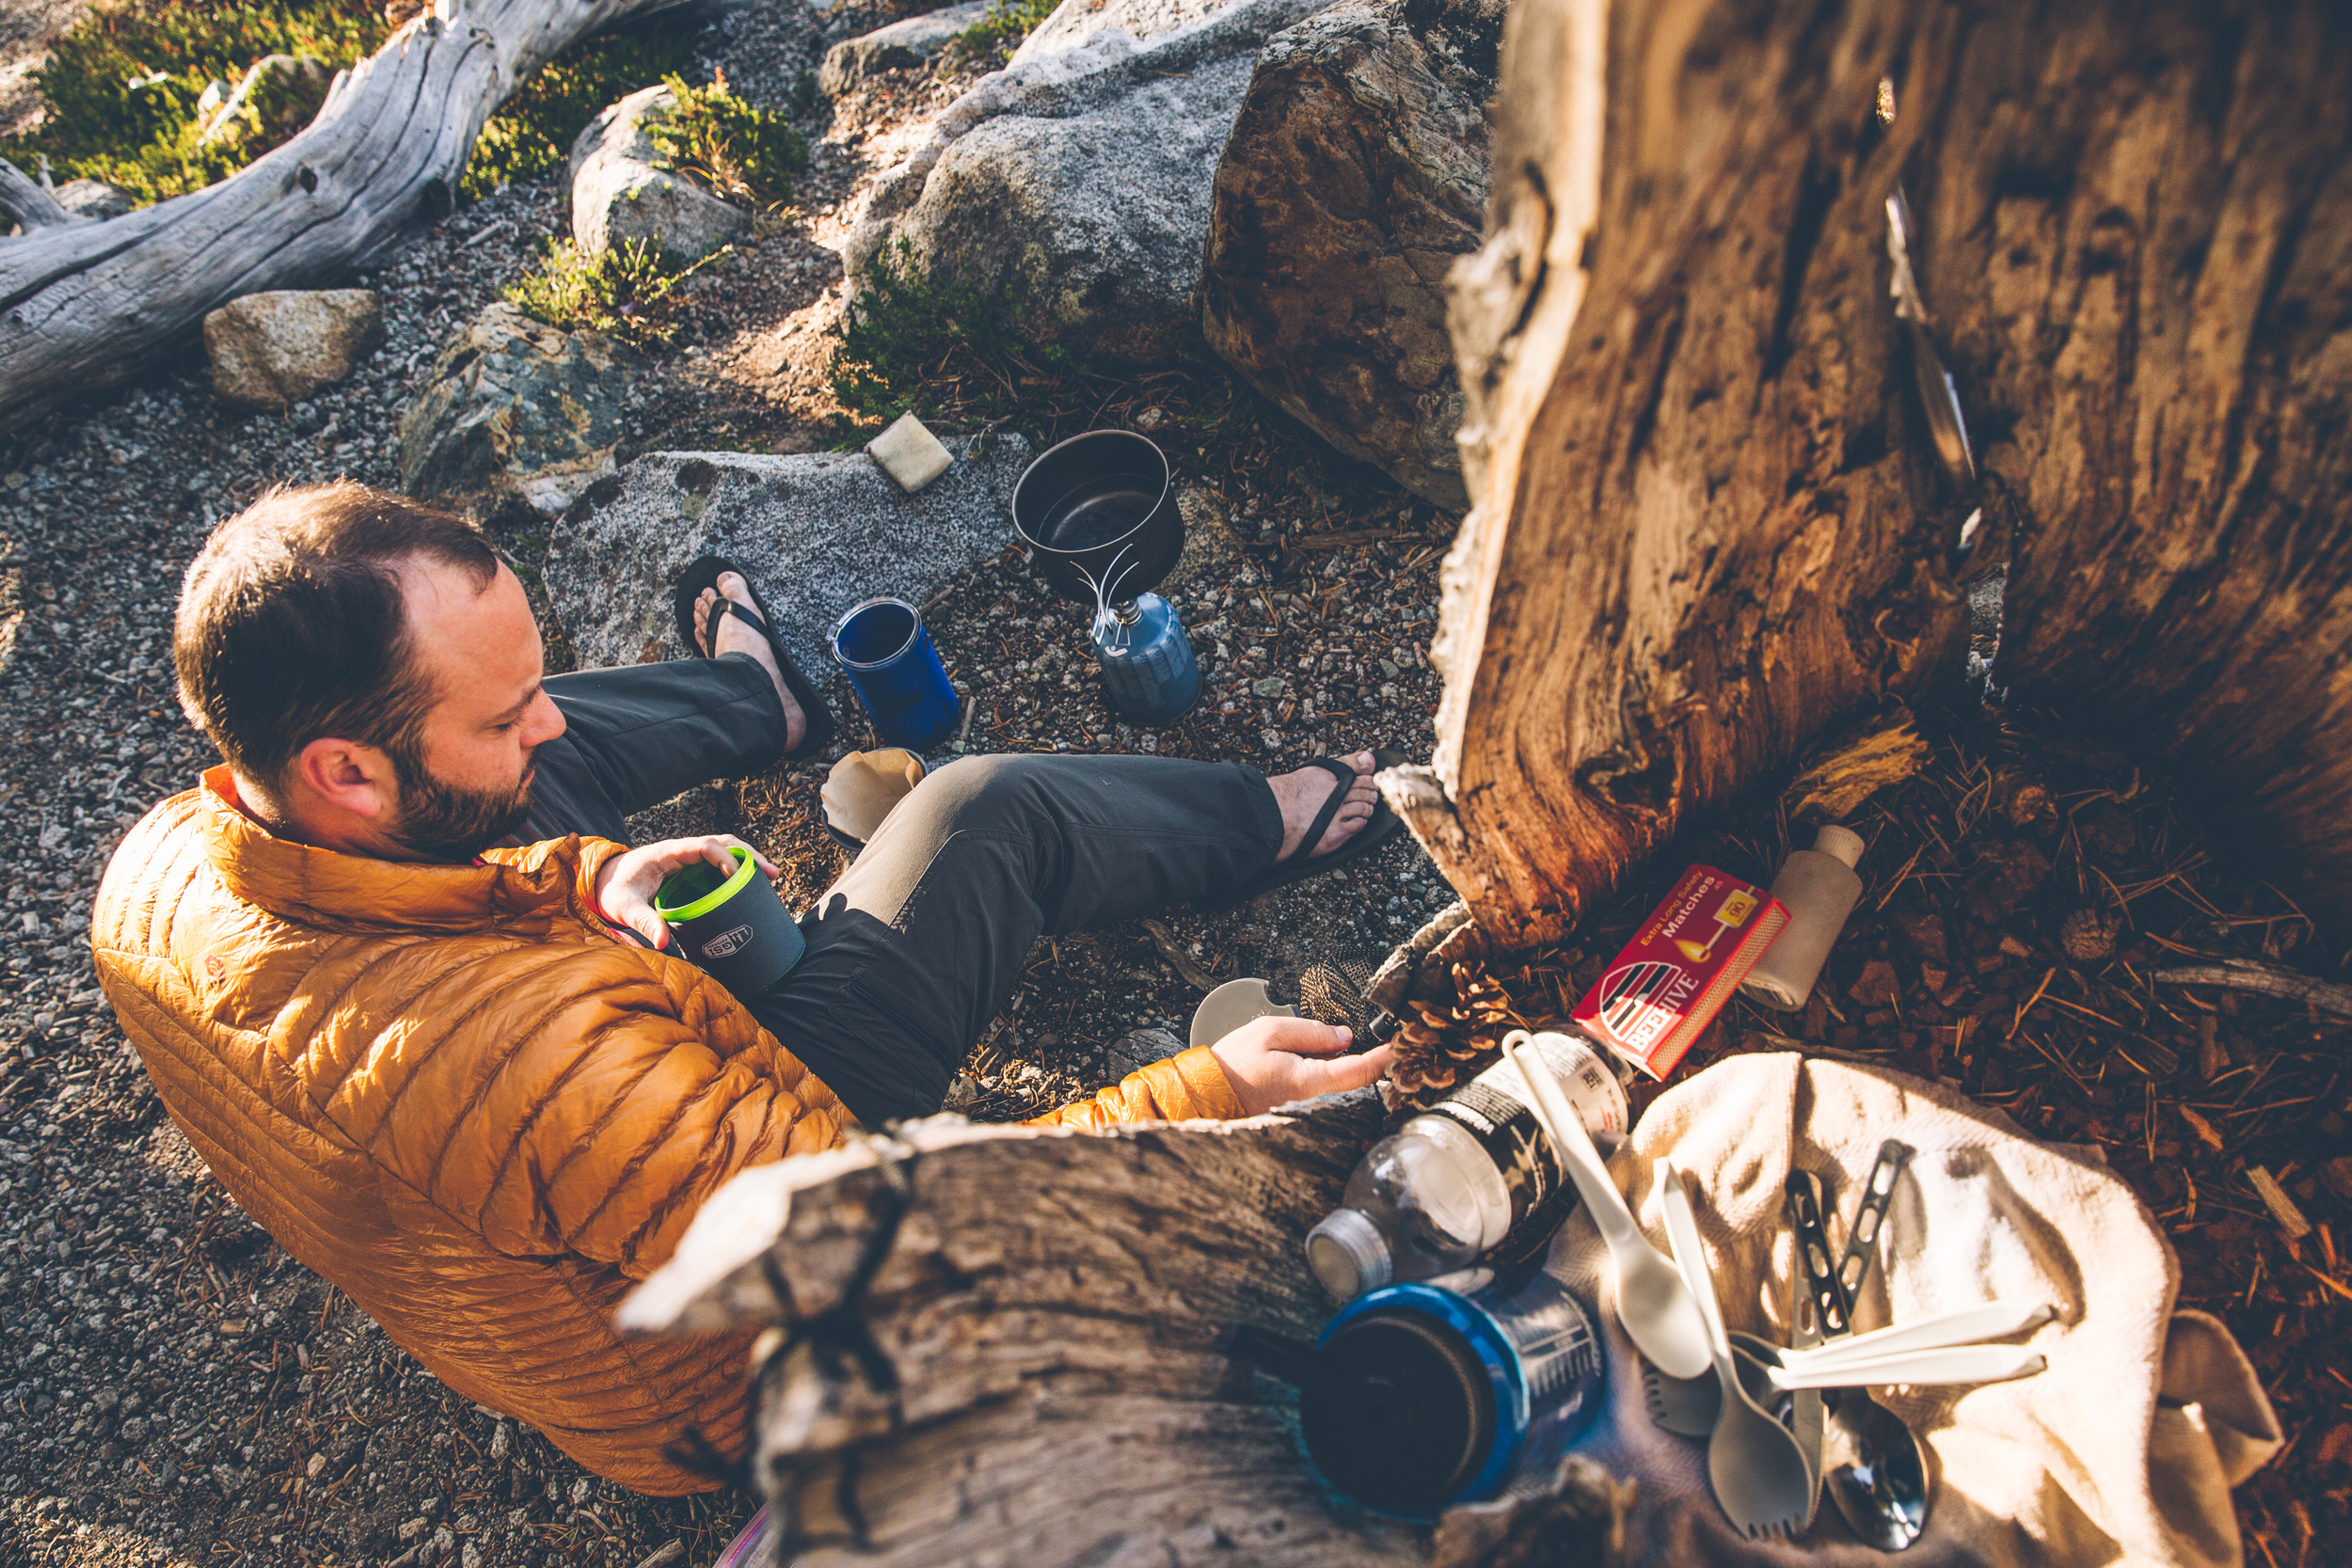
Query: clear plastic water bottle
[
  {"left": 1306, "top": 1031, "right": 1629, "bottom": 1302},
  {"left": 1093, "top": 593, "right": 1199, "bottom": 724}
]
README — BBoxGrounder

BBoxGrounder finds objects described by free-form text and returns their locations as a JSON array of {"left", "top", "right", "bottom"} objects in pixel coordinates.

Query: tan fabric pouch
[{"left": 820, "top": 749, "right": 926, "bottom": 846}]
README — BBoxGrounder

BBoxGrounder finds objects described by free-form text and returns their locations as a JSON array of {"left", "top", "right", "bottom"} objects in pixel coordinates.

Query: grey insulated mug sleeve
[{"left": 652, "top": 847, "right": 807, "bottom": 998}]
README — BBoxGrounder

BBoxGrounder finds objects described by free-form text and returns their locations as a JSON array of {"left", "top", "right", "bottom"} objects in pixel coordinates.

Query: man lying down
[{"left": 91, "top": 483, "right": 1400, "bottom": 1494}]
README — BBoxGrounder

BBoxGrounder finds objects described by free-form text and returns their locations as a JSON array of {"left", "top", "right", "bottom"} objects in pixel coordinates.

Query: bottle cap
[
  {"left": 1306, "top": 1209, "right": 1391, "bottom": 1301},
  {"left": 1301, "top": 1305, "right": 1500, "bottom": 1518},
  {"left": 1813, "top": 824, "right": 1866, "bottom": 868}
]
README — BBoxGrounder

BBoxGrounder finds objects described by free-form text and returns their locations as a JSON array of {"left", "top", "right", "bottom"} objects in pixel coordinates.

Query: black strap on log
[{"left": 660, "top": 1133, "right": 919, "bottom": 1559}]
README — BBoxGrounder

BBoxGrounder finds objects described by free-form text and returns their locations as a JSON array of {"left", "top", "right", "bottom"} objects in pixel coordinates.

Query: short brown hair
[{"left": 174, "top": 483, "right": 501, "bottom": 808}]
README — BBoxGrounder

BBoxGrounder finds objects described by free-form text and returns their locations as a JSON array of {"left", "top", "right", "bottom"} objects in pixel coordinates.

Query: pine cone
[{"left": 1382, "top": 953, "right": 1522, "bottom": 1114}]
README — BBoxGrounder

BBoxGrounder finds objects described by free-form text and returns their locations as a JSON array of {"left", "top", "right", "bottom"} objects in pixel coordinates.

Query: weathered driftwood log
[
  {"left": 1400, "top": 0, "right": 2352, "bottom": 946},
  {"left": 619, "top": 1093, "right": 1438, "bottom": 1567},
  {"left": 0, "top": 0, "right": 687, "bottom": 433},
  {"left": 0, "top": 160, "right": 75, "bottom": 231}
]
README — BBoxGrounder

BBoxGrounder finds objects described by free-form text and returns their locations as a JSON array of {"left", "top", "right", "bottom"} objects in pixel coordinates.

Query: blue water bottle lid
[{"left": 1299, "top": 1284, "right": 1528, "bottom": 1520}]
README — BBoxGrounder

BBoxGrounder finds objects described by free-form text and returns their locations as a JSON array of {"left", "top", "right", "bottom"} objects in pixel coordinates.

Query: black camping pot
[{"left": 1011, "top": 430, "right": 1181, "bottom": 604}]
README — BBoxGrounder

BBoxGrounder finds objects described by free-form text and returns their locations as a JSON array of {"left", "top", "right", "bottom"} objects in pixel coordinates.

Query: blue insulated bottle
[
  {"left": 1299, "top": 1273, "right": 1606, "bottom": 1520},
  {"left": 1093, "top": 592, "right": 1199, "bottom": 724}
]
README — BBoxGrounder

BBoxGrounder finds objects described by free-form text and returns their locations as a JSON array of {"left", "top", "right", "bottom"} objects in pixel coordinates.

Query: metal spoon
[
  {"left": 1661, "top": 1164, "right": 1816, "bottom": 1542},
  {"left": 1501, "top": 1034, "right": 1710, "bottom": 1380}
]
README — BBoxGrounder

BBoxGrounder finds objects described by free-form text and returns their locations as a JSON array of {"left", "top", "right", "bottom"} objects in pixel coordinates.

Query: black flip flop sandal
[
  {"left": 672, "top": 555, "right": 837, "bottom": 764},
  {"left": 1217, "top": 747, "right": 1411, "bottom": 907}
]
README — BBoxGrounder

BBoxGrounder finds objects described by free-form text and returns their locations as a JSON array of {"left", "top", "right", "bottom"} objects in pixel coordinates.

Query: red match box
[{"left": 1572, "top": 866, "right": 1788, "bottom": 1079}]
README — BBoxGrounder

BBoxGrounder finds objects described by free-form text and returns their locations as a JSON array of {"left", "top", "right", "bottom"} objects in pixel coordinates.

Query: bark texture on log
[
  {"left": 1422, "top": 0, "right": 1966, "bottom": 947},
  {"left": 1416, "top": 0, "right": 2352, "bottom": 946},
  {"left": 1925, "top": 5, "right": 2352, "bottom": 931},
  {"left": 0, "top": 0, "right": 686, "bottom": 433},
  {"left": 621, "top": 1096, "right": 1432, "bottom": 1568}
]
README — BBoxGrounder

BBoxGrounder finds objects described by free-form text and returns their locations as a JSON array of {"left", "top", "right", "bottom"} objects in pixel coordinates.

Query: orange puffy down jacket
[{"left": 90, "top": 769, "right": 1243, "bottom": 1495}]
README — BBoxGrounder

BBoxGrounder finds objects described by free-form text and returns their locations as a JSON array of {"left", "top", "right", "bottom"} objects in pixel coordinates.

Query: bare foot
[
  {"left": 1268, "top": 751, "right": 1378, "bottom": 862},
  {"left": 694, "top": 572, "right": 807, "bottom": 752}
]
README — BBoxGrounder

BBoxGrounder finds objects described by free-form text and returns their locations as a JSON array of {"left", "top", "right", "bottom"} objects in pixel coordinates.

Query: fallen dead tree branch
[
  {"left": 2151, "top": 959, "right": 2352, "bottom": 1020},
  {"left": 0, "top": 0, "right": 689, "bottom": 432},
  {"left": 0, "top": 160, "right": 74, "bottom": 231}
]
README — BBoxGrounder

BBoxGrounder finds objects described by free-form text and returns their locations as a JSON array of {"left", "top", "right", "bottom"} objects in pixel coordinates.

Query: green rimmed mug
[{"left": 652, "top": 847, "right": 806, "bottom": 997}]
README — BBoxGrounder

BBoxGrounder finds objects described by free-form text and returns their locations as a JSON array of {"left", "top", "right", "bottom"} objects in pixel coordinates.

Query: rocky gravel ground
[{"left": 0, "top": 1, "right": 1446, "bottom": 1563}]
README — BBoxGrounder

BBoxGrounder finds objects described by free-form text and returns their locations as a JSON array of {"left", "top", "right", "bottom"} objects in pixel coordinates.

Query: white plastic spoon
[{"left": 1501, "top": 1033, "right": 1710, "bottom": 1380}]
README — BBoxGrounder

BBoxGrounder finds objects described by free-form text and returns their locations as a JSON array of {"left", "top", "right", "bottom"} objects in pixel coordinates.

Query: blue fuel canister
[{"left": 1093, "top": 592, "right": 1200, "bottom": 725}]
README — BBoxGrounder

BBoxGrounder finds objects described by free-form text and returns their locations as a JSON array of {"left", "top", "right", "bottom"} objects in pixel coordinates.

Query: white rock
[
  {"left": 568, "top": 85, "right": 749, "bottom": 261},
  {"left": 201, "top": 291, "right": 385, "bottom": 413},
  {"left": 846, "top": 0, "right": 1343, "bottom": 365},
  {"left": 53, "top": 180, "right": 132, "bottom": 220},
  {"left": 820, "top": 1, "right": 994, "bottom": 95},
  {"left": 1013, "top": 0, "right": 1249, "bottom": 62}
]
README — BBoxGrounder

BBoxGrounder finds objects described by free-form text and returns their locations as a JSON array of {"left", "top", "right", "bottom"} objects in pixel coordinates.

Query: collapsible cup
[
  {"left": 831, "top": 596, "right": 959, "bottom": 750},
  {"left": 652, "top": 847, "right": 805, "bottom": 997}
]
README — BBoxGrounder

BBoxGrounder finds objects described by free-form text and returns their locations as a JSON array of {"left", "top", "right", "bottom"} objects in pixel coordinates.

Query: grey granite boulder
[
  {"left": 202, "top": 289, "right": 385, "bottom": 412},
  {"left": 1200, "top": 0, "right": 1499, "bottom": 507},
  {"left": 845, "top": 0, "right": 1342, "bottom": 366},
  {"left": 820, "top": 1, "right": 993, "bottom": 95},
  {"left": 53, "top": 179, "right": 132, "bottom": 220},
  {"left": 568, "top": 84, "right": 750, "bottom": 260},
  {"left": 397, "top": 304, "right": 640, "bottom": 522},
  {"left": 1010, "top": 0, "right": 1244, "bottom": 63},
  {"left": 546, "top": 436, "right": 1033, "bottom": 679}
]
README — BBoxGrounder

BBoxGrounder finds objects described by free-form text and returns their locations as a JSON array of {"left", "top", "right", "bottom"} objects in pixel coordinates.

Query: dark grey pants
[{"left": 519, "top": 656, "right": 1284, "bottom": 1125}]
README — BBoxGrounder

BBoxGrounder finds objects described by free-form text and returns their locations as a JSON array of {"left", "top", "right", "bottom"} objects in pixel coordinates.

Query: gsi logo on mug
[{"left": 701, "top": 925, "right": 755, "bottom": 959}]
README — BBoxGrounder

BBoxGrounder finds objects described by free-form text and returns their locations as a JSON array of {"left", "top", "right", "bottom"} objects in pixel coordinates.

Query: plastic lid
[
  {"left": 1300, "top": 1307, "right": 1498, "bottom": 1516},
  {"left": 1306, "top": 1209, "right": 1391, "bottom": 1302},
  {"left": 1813, "top": 824, "right": 1866, "bottom": 868}
]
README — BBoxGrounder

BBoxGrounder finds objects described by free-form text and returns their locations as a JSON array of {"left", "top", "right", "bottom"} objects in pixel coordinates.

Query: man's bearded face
[{"left": 382, "top": 747, "right": 537, "bottom": 863}]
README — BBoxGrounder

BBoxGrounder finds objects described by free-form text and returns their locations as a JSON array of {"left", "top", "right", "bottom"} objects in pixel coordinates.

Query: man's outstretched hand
[
  {"left": 594, "top": 835, "right": 779, "bottom": 949},
  {"left": 1208, "top": 1015, "right": 1392, "bottom": 1117}
]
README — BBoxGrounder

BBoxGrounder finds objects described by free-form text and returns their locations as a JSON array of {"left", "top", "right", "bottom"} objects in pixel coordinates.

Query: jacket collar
[{"left": 197, "top": 767, "right": 580, "bottom": 934}]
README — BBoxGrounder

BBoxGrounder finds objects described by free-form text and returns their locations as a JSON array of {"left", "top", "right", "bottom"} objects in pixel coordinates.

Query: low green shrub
[
  {"left": 942, "top": 0, "right": 1061, "bottom": 68},
  {"left": 0, "top": 0, "right": 704, "bottom": 208},
  {"left": 644, "top": 70, "right": 808, "bottom": 212},
  {"left": 828, "top": 241, "right": 1085, "bottom": 428},
  {"left": 503, "top": 235, "right": 729, "bottom": 344},
  {"left": 826, "top": 242, "right": 1392, "bottom": 509}
]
